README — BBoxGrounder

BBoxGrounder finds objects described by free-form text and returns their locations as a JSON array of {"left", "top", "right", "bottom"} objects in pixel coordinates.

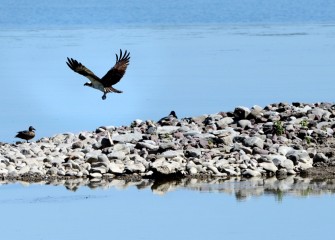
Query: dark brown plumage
[
  {"left": 158, "top": 111, "right": 178, "bottom": 126},
  {"left": 66, "top": 49, "right": 130, "bottom": 100},
  {"left": 15, "top": 126, "right": 36, "bottom": 143}
]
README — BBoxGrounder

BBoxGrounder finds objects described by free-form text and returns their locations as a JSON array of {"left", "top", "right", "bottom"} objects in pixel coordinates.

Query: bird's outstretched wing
[
  {"left": 66, "top": 57, "right": 101, "bottom": 83},
  {"left": 100, "top": 49, "right": 130, "bottom": 87}
]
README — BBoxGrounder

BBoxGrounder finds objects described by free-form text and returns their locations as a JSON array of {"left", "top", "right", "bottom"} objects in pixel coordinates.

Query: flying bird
[
  {"left": 15, "top": 126, "right": 36, "bottom": 143},
  {"left": 66, "top": 49, "right": 130, "bottom": 100}
]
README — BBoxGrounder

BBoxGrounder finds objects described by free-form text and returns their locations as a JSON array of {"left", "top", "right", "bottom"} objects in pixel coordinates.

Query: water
[
  {"left": 0, "top": 177, "right": 334, "bottom": 240},
  {"left": 1, "top": 1, "right": 335, "bottom": 143},
  {"left": 1, "top": 1, "right": 335, "bottom": 239},
  {"left": 1, "top": 25, "right": 335, "bottom": 142}
]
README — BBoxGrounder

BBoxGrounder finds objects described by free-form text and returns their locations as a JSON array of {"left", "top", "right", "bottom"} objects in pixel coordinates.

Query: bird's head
[
  {"left": 29, "top": 126, "right": 36, "bottom": 131},
  {"left": 170, "top": 111, "right": 178, "bottom": 118},
  {"left": 84, "top": 82, "right": 92, "bottom": 87}
]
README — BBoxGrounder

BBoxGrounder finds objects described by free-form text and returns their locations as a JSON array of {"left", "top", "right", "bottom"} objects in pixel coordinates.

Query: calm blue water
[
  {"left": 0, "top": 179, "right": 334, "bottom": 240},
  {"left": 1, "top": 2, "right": 335, "bottom": 239},
  {"left": 1, "top": 1, "right": 335, "bottom": 143}
]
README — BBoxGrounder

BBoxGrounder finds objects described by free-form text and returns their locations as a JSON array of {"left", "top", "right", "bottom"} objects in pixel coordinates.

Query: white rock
[
  {"left": 259, "top": 162, "right": 278, "bottom": 173},
  {"left": 188, "top": 167, "right": 198, "bottom": 175},
  {"left": 280, "top": 159, "right": 294, "bottom": 170},
  {"left": 242, "top": 169, "right": 261, "bottom": 177},
  {"left": 112, "top": 133, "right": 143, "bottom": 143},
  {"left": 90, "top": 172, "right": 102, "bottom": 178},
  {"left": 109, "top": 162, "right": 125, "bottom": 174},
  {"left": 125, "top": 162, "right": 146, "bottom": 173},
  {"left": 18, "top": 165, "right": 30, "bottom": 175},
  {"left": 156, "top": 126, "right": 180, "bottom": 134}
]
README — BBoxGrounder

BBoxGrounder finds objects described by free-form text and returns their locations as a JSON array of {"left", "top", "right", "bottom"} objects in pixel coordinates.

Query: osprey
[
  {"left": 66, "top": 49, "right": 130, "bottom": 100},
  {"left": 15, "top": 126, "right": 36, "bottom": 143}
]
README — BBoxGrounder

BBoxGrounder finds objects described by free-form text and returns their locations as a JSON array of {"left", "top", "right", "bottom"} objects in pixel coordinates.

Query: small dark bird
[
  {"left": 66, "top": 49, "right": 130, "bottom": 100},
  {"left": 15, "top": 126, "right": 36, "bottom": 143},
  {"left": 158, "top": 111, "right": 178, "bottom": 126}
]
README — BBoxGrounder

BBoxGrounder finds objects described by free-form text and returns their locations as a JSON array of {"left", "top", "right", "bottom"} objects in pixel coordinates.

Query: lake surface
[
  {"left": 0, "top": 176, "right": 334, "bottom": 240},
  {"left": 1, "top": 1, "right": 335, "bottom": 239},
  {"left": 1, "top": 24, "right": 335, "bottom": 142},
  {"left": 1, "top": 0, "right": 335, "bottom": 143}
]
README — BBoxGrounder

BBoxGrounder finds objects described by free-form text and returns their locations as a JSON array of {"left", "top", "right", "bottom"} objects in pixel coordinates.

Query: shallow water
[{"left": 0, "top": 177, "right": 334, "bottom": 240}]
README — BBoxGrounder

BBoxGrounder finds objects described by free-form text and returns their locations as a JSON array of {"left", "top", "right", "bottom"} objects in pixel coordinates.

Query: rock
[
  {"left": 186, "top": 148, "right": 202, "bottom": 158},
  {"left": 18, "top": 165, "right": 30, "bottom": 175},
  {"left": 243, "top": 137, "right": 264, "bottom": 149},
  {"left": 238, "top": 120, "right": 252, "bottom": 129},
  {"left": 107, "top": 151, "right": 126, "bottom": 160},
  {"left": 276, "top": 168, "right": 288, "bottom": 178},
  {"left": 112, "top": 133, "right": 143, "bottom": 143},
  {"left": 259, "top": 162, "right": 278, "bottom": 173},
  {"left": 125, "top": 162, "right": 146, "bottom": 173},
  {"left": 188, "top": 167, "right": 198, "bottom": 175},
  {"left": 234, "top": 106, "right": 251, "bottom": 119},
  {"left": 242, "top": 169, "right": 261, "bottom": 177},
  {"left": 90, "top": 167, "right": 107, "bottom": 174},
  {"left": 313, "top": 153, "right": 328, "bottom": 163},
  {"left": 156, "top": 126, "right": 180, "bottom": 134},
  {"left": 278, "top": 146, "right": 294, "bottom": 156},
  {"left": 90, "top": 172, "right": 102, "bottom": 178},
  {"left": 216, "top": 117, "right": 234, "bottom": 128},
  {"left": 280, "top": 159, "right": 294, "bottom": 170},
  {"left": 113, "top": 144, "right": 131, "bottom": 154},
  {"left": 136, "top": 141, "right": 159, "bottom": 151},
  {"left": 160, "top": 150, "right": 184, "bottom": 158},
  {"left": 47, "top": 167, "right": 58, "bottom": 175},
  {"left": 109, "top": 162, "right": 125, "bottom": 174},
  {"left": 72, "top": 141, "right": 83, "bottom": 149},
  {"left": 151, "top": 157, "right": 183, "bottom": 175}
]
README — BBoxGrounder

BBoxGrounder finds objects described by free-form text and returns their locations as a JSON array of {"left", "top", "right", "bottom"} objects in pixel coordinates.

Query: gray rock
[
  {"left": 125, "top": 162, "right": 146, "bottom": 173},
  {"left": 72, "top": 141, "right": 83, "bottom": 149},
  {"left": 112, "top": 133, "right": 143, "bottom": 143},
  {"left": 136, "top": 141, "right": 159, "bottom": 151},
  {"left": 267, "top": 155, "right": 287, "bottom": 166},
  {"left": 238, "top": 120, "right": 252, "bottom": 129},
  {"left": 186, "top": 148, "right": 202, "bottom": 158},
  {"left": 107, "top": 151, "right": 126, "bottom": 160},
  {"left": 113, "top": 144, "right": 131, "bottom": 154},
  {"left": 278, "top": 146, "right": 294, "bottom": 156},
  {"left": 242, "top": 169, "right": 261, "bottom": 177},
  {"left": 234, "top": 106, "right": 251, "bottom": 119},
  {"left": 160, "top": 150, "right": 184, "bottom": 158},
  {"left": 216, "top": 117, "right": 234, "bottom": 128},
  {"left": 280, "top": 159, "right": 294, "bottom": 170},
  {"left": 243, "top": 137, "right": 264, "bottom": 149},
  {"left": 156, "top": 126, "right": 180, "bottom": 134},
  {"left": 313, "top": 153, "right": 328, "bottom": 163},
  {"left": 259, "top": 162, "right": 278, "bottom": 173},
  {"left": 47, "top": 167, "right": 58, "bottom": 175},
  {"left": 90, "top": 167, "right": 107, "bottom": 174}
]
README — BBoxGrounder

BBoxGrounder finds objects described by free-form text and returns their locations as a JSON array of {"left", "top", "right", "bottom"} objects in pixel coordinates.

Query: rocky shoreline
[{"left": 1, "top": 102, "right": 335, "bottom": 182}]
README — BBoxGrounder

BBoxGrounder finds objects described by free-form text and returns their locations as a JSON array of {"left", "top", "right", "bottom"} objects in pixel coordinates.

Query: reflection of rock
[{"left": 1, "top": 175, "right": 335, "bottom": 200}]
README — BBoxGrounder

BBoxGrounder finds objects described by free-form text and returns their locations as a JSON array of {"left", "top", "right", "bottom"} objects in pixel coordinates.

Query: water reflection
[{"left": 2, "top": 176, "right": 335, "bottom": 200}]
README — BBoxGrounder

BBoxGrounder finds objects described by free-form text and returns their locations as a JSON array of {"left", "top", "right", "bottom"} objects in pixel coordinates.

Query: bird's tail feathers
[{"left": 105, "top": 87, "right": 123, "bottom": 93}]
